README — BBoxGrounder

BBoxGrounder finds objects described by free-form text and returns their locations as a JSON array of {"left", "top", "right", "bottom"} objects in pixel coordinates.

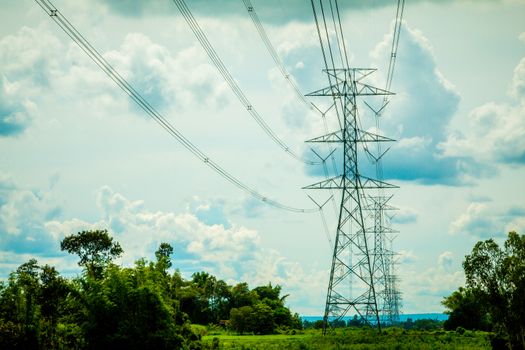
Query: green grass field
[{"left": 201, "top": 328, "right": 491, "bottom": 350}]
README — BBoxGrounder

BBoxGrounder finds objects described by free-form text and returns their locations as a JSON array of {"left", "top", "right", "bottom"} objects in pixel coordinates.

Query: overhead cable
[
  {"left": 34, "top": 0, "right": 318, "bottom": 214},
  {"left": 241, "top": 0, "right": 317, "bottom": 112},
  {"left": 242, "top": 0, "right": 341, "bottom": 218},
  {"left": 172, "top": 0, "right": 319, "bottom": 166}
]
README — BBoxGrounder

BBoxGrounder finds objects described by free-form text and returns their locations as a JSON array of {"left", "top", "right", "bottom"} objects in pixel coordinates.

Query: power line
[
  {"left": 241, "top": 0, "right": 316, "bottom": 113},
  {"left": 34, "top": 0, "right": 318, "bottom": 214},
  {"left": 172, "top": 0, "right": 319, "bottom": 166},
  {"left": 242, "top": 0, "right": 341, "bottom": 219}
]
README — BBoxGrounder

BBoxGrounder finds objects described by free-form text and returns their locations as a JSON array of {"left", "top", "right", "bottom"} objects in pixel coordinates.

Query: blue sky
[{"left": 1, "top": 0, "right": 525, "bottom": 315}]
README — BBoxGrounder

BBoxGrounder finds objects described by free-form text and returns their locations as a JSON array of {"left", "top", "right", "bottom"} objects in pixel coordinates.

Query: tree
[
  {"left": 229, "top": 306, "right": 252, "bottom": 334},
  {"left": 442, "top": 286, "right": 491, "bottom": 331},
  {"left": 155, "top": 243, "right": 173, "bottom": 271},
  {"left": 229, "top": 282, "right": 257, "bottom": 309},
  {"left": 448, "top": 231, "right": 525, "bottom": 349},
  {"left": 0, "top": 259, "right": 41, "bottom": 349},
  {"left": 61, "top": 229, "right": 123, "bottom": 279},
  {"left": 38, "top": 265, "right": 70, "bottom": 348}
]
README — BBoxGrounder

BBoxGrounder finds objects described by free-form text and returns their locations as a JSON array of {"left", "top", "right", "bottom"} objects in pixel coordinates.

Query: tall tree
[
  {"left": 61, "top": 229, "right": 123, "bottom": 279},
  {"left": 457, "top": 231, "right": 525, "bottom": 349},
  {"left": 442, "top": 287, "right": 490, "bottom": 331},
  {"left": 155, "top": 242, "right": 174, "bottom": 272}
]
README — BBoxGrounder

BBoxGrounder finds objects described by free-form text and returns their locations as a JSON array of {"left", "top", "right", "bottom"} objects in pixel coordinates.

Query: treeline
[
  {"left": 0, "top": 230, "right": 301, "bottom": 349},
  {"left": 442, "top": 231, "right": 525, "bottom": 350},
  {"left": 303, "top": 317, "right": 443, "bottom": 331}
]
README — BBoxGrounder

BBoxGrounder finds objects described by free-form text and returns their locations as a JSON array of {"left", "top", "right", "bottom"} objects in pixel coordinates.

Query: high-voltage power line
[
  {"left": 172, "top": 0, "right": 319, "bottom": 165},
  {"left": 34, "top": 0, "right": 318, "bottom": 214}
]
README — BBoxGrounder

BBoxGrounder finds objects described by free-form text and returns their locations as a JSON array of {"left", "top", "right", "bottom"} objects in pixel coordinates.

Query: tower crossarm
[
  {"left": 306, "top": 129, "right": 395, "bottom": 143},
  {"left": 303, "top": 175, "right": 398, "bottom": 190}
]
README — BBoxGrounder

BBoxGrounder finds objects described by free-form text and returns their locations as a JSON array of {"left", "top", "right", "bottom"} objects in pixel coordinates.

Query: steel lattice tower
[{"left": 304, "top": 68, "right": 397, "bottom": 332}]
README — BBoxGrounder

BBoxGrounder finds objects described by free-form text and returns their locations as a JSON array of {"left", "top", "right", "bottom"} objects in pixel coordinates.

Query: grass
[{"left": 201, "top": 328, "right": 492, "bottom": 350}]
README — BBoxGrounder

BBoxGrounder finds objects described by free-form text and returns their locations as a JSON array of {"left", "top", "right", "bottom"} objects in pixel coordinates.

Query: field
[{"left": 200, "top": 328, "right": 491, "bottom": 350}]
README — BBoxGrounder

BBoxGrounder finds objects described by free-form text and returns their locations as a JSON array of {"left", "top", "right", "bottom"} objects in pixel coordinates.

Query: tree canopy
[
  {"left": 0, "top": 229, "right": 302, "bottom": 348},
  {"left": 60, "top": 229, "right": 123, "bottom": 278},
  {"left": 443, "top": 231, "right": 525, "bottom": 349}
]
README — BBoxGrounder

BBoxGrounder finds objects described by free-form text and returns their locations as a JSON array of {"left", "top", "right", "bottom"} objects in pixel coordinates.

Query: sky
[{"left": 1, "top": 0, "right": 524, "bottom": 316}]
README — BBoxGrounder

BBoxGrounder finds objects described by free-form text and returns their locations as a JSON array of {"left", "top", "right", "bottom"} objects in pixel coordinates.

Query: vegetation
[
  {"left": 0, "top": 229, "right": 299, "bottom": 349},
  {"left": 443, "top": 231, "right": 525, "bottom": 349},
  {"left": 201, "top": 328, "right": 491, "bottom": 349},
  {"left": 1, "top": 229, "right": 520, "bottom": 349}
]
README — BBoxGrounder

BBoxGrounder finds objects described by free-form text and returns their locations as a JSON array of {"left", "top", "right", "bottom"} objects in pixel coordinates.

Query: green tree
[
  {"left": 229, "top": 302, "right": 276, "bottom": 335},
  {"left": 61, "top": 229, "right": 123, "bottom": 279},
  {"left": 155, "top": 242, "right": 174, "bottom": 272},
  {"left": 38, "top": 265, "right": 70, "bottom": 348},
  {"left": 229, "top": 282, "right": 257, "bottom": 309},
  {"left": 442, "top": 286, "right": 491, "bottom": 331},
  {"left": 229, "top": 306, "right": 252, "bottom": 334},
  {"left": 454, "top": 231, "right": 525, "bottom": 349},
  {"left": 0, "top": 259, "right": 41, "bottom": 348},
  {"left": 251, "top": 302, "right": 275, "bottom": 334}
]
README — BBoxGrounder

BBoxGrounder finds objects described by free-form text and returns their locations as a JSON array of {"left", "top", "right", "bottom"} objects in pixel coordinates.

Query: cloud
[
  {"left": 400, "top": 252, "right": 464, "bottom": 312},
  {"left": 187, "top": 196, "right": 231, "bottom": 228},
  {"left": 440, "top": 41, "right": 525, "bottom": 165},
  {"left": 103, "top": 33, "right": 229, "bottom": 111},
  {"left": 397, "top": 250, "right": 417, "bottom": 264},
  {"left": 0, "top": 25, "right": 230, "bottom": 135},
  {"left": 0, "top": 26, "right": 62, "bottom": 136},
  {"left": 450, "top": 202, "right": 525, "bottom": 238},
  {"left": 512, "top": 55, "right": 525, "bottom": 98},
  {"left": 0, "top": 173, "right": 63, "bottom": 256},
  {"left": 392, "top": 206, "right": 418, "bottom": 224},
  {"left": 368, "top": 23, "right": 478, "bottom": 185},
  {"left": 437, "top": 251, "right": 454, "bottom": 272},
  {"left": 0, "top": 78, "right": 36, "bottom": 136},
  {"left": 441, "top": 101, "right": 525, "bottom": 165}
]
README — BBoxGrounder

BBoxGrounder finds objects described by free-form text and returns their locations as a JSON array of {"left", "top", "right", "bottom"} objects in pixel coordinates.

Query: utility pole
[{"left": 304, "top": 68, "right": 397, "bottom": 332}]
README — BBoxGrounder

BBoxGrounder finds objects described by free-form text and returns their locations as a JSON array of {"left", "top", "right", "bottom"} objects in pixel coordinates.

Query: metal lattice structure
[
  {"left": 304, "top": 69, "right": 398, "bottom": 331},
  {"left": 306, "top": 0, "right": 405, "bottom": 332}
]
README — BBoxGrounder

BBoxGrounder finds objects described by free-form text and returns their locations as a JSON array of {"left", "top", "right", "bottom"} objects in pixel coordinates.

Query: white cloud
[
  {"left": 0, "top": 173, "right": 63, "bottom": 255},
  {"left": 0, "top": 26, "right": 63, "bottom": 136},
  {"left": 519, "top": 32, "right": 525, "bottom": 43},
  {"left": 440, "top": 43, "right": 525, "bottom": 165},
  {"left": 0, "top": 26, "right": 62, "bottom": 84},
  {"left": 437, "top": 251, "right": 454, "bottom": 271},
  {"left": 512, "top": 55, "right": 525, "bottom": 98},
  {"left": 392, "top": 206, "right": 418, "bottom": 224},
  {"left": 366, "top": 22, "right": 470, "bottom": 184},
  {"left": 101, "top": 33, "right": 230, "bottom": 111},
  {"left": 0, "top": 78, "right": 37, "bottom": 136},
  {"left": 450, "top": 202, "right": 525, "bottom": 238},
  {"left": 441, "top": 100, "right": 525, "bottom": 164},
  {"left": 372, "top": 23, "right": 460, "bottom": 142},
  {"left": 397, "top": 249, "right": 417, "bottom": 264},
  {"left": 400, "top": 252, "right": 464, "bottom": 312}
]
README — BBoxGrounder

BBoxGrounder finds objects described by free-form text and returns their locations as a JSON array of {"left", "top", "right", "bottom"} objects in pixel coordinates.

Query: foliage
[
  {"left": 228, "top": 283, "right": 301, "bottom": 335},
  {"left": 60, "top": 229, "right": 123, "bottom": 279},
  {"left": 442, "top": 287, "right": 491, "bottom": 331},
  {"left": 443, "top": 231, "right": 525, "bottom": 349},
  {"left": 0, "top": 229, "right": 302, "bottom": 347}
]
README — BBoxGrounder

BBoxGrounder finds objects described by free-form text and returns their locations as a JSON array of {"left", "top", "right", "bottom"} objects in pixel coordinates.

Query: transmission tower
[{"left": 304, "top": 68, "right": 397, "bottom": 331}]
